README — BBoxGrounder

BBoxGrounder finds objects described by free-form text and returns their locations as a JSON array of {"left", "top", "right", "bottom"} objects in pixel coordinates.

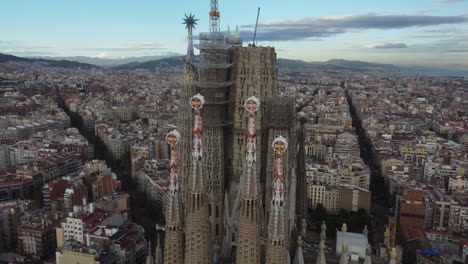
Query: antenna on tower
[{"left": 252, "top": 7, "right": 261, "bottom": 46}]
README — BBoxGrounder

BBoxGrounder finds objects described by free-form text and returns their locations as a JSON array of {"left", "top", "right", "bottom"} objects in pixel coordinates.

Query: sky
[{"left": 1, "top": 0, "right": 468, "bottom": 68}]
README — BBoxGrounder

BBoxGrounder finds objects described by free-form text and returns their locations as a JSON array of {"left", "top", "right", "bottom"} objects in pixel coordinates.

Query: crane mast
[{"left": 209, "top": 0, "right": 220, "bottom": 32}]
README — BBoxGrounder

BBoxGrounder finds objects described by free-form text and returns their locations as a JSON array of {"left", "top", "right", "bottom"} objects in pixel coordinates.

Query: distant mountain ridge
[
  {"left": 111, "top": 56, "right": 401, "bottom": 72},
  {"left": 0, "top": 53, "right": 96, "bottom": 69},
  {"left": 113, "top": 56, "right": 467, "bottom": 77},
  {"left": 1, "top": 52, "right": 466, "bottom": 77},
  {"left": 28, "top": 54, "right": 182, "bottom": 66},
  {"left": 111, "top": 56, "right": 185, "bottom": 70}
]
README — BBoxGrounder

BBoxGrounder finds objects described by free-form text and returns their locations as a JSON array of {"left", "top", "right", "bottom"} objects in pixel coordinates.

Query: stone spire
[
  {"left": 236, "top": 97, "right": 261, "bottom": 263},
  {"left": 363, "top": 244, "right": 372, "bottom": 264},
  {"left": 384, "top": 226, "right": 390, "bottom": 246},
  {"left": 320, "top": 221, "right": 327, "bottom": 241},
  {"left": 163, "top": 130, "right": 184, "bottom": 264},
  {"left": 363, "top": 225, "right": 368, "bottom": 237},
  {"left": 315, "top": 241, "right": 327, "bottom": 264},
  {"left": 266, "top": 136, "right": 289, "bottom": 264},
  {"left": 184, "top": 94, "right": 212, "bottom": 264},
  {"left": 155, "top": 233, "right": 162, "bottom": 264},
  {"left": 341, "top": 223, "right": 347, "bottom": 232},
  {"left": 339, "top": 244, "right": 349, "bottom": 264},
  {"left": 146, "top": 240, "right": 154, "bottom": 264},
  {"left": 299, "top": 218, "right": 307, "bottom": 238},
  {"left": 292, "top": 236, "right": 305, "bottom": 264},
  {"left": 178, "top": 14, "right": 198, "bottom": 210},
  {"left": 389, "top": 248, "right": 397, "bottom": 264},
  {"left": 182, "top": 13, "right": 198, "bottom": 64}
]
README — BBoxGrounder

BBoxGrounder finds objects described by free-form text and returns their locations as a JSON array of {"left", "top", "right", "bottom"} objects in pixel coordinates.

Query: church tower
[
  {"left": 164, "top": 130, "right": 185, "bottom": 264},
  {"left": 266, "top": 136, "right": 289, "bottom": 264},
  {"left": 178, "top": 14, "right": 198, "bottom": 204},
  {"left": 184, "top": 94, "right": 212, "bottom": 264}
]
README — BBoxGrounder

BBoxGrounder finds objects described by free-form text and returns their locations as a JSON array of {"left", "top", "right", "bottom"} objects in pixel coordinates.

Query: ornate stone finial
[
  {"left": 363, "top": 225, "right": 368, "bottom": 236},
  {"left": 297, "top": 236, "right": 303, "bottom": 247},
  {"left": 319, "top": 240, "right": 325, "bottom": 250},
  {"left": 341, "top": 223, "right": 347, "bottom": 232},
  {"left": 182, "top": 13, "right": 197, "bottom": 63},
  {"left": 272, "top": 136, "right": 288, "bottom": 153},
  {"left": 301, "top": 218, "right": 307, "bottom": 229},
  {"left": 299, "top": 218, "right": 307, "bottom": 238},
  {"left": 190, "top": 93, "right": 205, "bottom": 111},
  {"left": 182, "top": 13, "right": 198, "bottom": 30},
  {"left": 321, "top": 221, "right": 327, "bottom": 232},
  {"left": 320, "top": 221, "right": 327, "bottom": 241},
  {"left": 244, "top": 96, "right": 260, "bottom": 113},
  {"left": 166, "top": 130, "right": 180, "bottom": 147},
  {"left": 384, "top": 226, "right": 390, "bottom": 246}
]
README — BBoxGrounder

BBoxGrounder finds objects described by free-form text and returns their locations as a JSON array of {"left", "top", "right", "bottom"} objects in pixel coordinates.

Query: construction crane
[
  {"left": 252, "top": 7, "right": 261, "bottom": 46},
  {"left": 209, "top": 0, "right": 220, "bottom": 32}
]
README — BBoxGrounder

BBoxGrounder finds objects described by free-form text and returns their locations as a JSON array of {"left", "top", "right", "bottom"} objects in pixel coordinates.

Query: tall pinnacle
[
  {"left": 236, "top": 96, "right": 261, "bottom": 263},
  {"left": 293, "top": 236, "right": 305, "bottom": 264},
  {"left": 189, "top": 93, "right": 205, "bottom": 191},
  {"left": 165, "top": 130, "right": 182, "bottom": 225},
  {"left": 316, "top": 241, "right": 327, "bottom": 264},
  {"left": 266, "top": 136, "right": 289, "bottom": 264},
  {"left": 163, "top": 130, "right": 184, "bottom": 264},
  {"left": 184, "top": 93, "right": 212, "bottom": 264},
  {"left": 243, "top": 96, "right": 260, "bottom": 198},
  {"left": 182, "top": 13, "right": 198, "bottom": 63}
]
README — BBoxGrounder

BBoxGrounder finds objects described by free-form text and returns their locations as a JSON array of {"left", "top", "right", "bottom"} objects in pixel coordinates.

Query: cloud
[
  {"left": 0, "top": 40, "right": 52, "bottom": 50},
  {"left": 439, "top": 0, "right": 468, "bottom": 4},
  {"left": 241, "top": 14, "right": 468, "bottom": 41},
  {"left": 80, "top": 42, "right": 164, "bottom": 51},
  {"left": 96, "top": 52, "right": 111, "bottom": 58},
  {"left": 362, "top": 43, "right": 408, "bottom": 49},
  {"left": 443, "top": 49, "right": 468, "bottom": 52},
  {"left": 361, "top": 8, "right": 441, "bottom": 15},
  {"left": 424, "top": 25, "right": 468, "bottom": 33},
  {"left": 0, "top": 50, "right": 57, "bottom": 56}
]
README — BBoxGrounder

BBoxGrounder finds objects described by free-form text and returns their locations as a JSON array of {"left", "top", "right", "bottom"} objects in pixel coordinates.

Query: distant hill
[
  {"left": 2, "top": 52, "right": 466, "bottom": 77},
  {"left": 0, "top": 53, "right": 96, "bottom": 69},
  {"left": 278, "top": 58, "right": 399, "bottom": 72},
  {"left": 29, "top": 54, "right": 182, "bottom": 66},
  {"left": 111, "top": 56, "right": 184, "bottom": 71},
  {"left": 113, "top": 56, "right": 400, "bottom": 73}
]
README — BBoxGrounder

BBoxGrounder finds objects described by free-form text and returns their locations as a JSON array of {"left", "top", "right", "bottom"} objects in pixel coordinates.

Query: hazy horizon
[{"left": 1, "top": 0, "right": 468, "bottom": 69}]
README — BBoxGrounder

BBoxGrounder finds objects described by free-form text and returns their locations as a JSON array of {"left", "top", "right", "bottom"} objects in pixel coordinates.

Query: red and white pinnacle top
[
  {"left": 272, "top": 136, "right": 287, "bottom": 204},
  {"left": 165, "top": 129, "right": 182, "bottom": 225},
  {"left": 167, "top": 130, "right": 181, "bottom": 192},
  {"left": 243, "top": 96, "right": 260, "bottom": 198},
  {"left": 190, "top": 93, "right": 205, "bottom": 192},
  {"left": 269, "top": 136, "right": 288, "bottom": 240}
]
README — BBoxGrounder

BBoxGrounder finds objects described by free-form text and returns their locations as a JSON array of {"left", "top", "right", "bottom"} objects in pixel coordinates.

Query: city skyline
[{"left": 1, "top": 0, "right": 468, "bottom": 68}]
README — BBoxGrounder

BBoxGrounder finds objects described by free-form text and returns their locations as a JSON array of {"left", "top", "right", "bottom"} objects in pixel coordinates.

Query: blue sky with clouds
[{"left": 1, "top": 0, "right": 467, "bottom": 67}]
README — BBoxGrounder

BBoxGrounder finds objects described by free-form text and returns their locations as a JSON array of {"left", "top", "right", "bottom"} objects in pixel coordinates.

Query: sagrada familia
[
  {"left": 158, "top": 1, "right": 401, "bottom": 264},
  {"left": 160, "top": 1, "right": 309, "bottom": 263}
]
